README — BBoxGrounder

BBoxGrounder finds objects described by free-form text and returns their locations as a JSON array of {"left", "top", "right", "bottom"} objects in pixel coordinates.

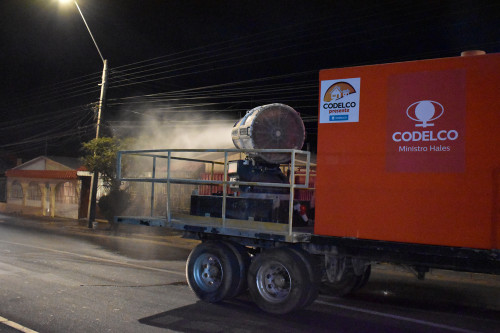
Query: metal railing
[{"left": 116, "top": 148, "right": 312, "bottom": 237}]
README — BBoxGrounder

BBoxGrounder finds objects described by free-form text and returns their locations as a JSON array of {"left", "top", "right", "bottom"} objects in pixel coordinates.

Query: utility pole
[
  {"left": 68, "top": 0, "right": 109, "bottom": 227},
  {"left": 59, "top": 0, "right": 109, "bottom": 227},
  {"left": 87, "top": 59, "right": 108, "bottom": 227}
]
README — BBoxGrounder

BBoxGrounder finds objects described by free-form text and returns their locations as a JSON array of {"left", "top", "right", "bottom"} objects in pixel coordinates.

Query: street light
[{"left": 60, "top": 0, "right": 108, "bottom": 227}]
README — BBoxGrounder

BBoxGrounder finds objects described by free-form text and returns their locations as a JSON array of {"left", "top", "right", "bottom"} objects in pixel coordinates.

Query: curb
[{"left": 0, "top": 213, "right": 198, "bottom": 248}]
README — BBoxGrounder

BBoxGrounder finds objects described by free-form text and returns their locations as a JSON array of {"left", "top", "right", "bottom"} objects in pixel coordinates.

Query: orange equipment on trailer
[{"left": 315, "top": 53, "right": 500, "bottom": 250}]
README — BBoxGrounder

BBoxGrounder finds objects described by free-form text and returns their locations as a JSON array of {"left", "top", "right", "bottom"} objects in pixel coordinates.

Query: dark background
[{"left": 1, "top": 0, "right": 499, "bottom": 161}]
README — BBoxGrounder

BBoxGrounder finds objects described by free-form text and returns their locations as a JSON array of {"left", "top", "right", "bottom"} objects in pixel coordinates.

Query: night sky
[{"left": 1, "top": 0, "right": 499, "bottom": 161}]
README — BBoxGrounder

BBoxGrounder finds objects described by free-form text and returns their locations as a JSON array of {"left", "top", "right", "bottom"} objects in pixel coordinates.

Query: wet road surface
[{"left": 0, "top": 213, "right": 499, "bottom": 332}]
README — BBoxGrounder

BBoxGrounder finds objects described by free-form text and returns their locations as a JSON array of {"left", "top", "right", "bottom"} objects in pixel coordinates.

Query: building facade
[{"left": 3, "top": 156, "right": 92, "bottom": 219}]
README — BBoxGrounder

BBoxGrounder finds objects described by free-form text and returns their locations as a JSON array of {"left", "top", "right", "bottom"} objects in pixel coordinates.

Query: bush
[{"left": 98, "top": 189, "right": 131, "bottom": 223}]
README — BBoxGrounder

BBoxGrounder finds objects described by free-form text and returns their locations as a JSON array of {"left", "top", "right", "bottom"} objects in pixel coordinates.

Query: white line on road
[
  {"left": 315, "top": 299, "right": 479, "bottom": 333},
  {"left": 0, "top": 240, "right": 185, "bottom": 277},
  {"left": 0, "top": 316, "right": 38, "bottom": 333}
]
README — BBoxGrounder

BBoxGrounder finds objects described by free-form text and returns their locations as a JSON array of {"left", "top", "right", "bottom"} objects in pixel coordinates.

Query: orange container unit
[{"left": 315, "top": 53, "right": 500, "bottom": 250}]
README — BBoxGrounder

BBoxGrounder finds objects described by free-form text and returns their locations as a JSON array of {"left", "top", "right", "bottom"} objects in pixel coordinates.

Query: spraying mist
[
  {"left": 112, "top": 102, "right": 237, "bottom": 150},
  {"left": 110, "top": 102, "right": 241, "bottom": 218}
]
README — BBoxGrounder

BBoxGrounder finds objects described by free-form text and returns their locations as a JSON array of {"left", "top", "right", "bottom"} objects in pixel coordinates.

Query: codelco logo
[
  {"left": 407, "top": 100, "right": 443, "bottom": 127},
  {"left": 392, "top": 100, "right": 458, "bottom": 142},
  {"left": 319, "top": 78, "right": 360, "bottom": 123},
  {"left": 386, "top": 68, "right": 466, "bottom": 173}
]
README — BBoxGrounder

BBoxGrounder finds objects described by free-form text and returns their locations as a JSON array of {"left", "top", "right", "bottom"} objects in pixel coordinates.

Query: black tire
[
  {"left": 248, "top": 247, "right": 312, "bottom": 314},
  {"left": 221, "top": 240, "right": 250, "bottom": 298},
  {"left": 186, "top": 241, "right": 240, "bottom": 303},
  {"left": 288, "top": 247, "right": 320, "bottom": 308},
  {"left": 353, "top": 264, "right": 371, "bottom": 291},
  {"left": 320, "top": 258, "right": 358, "bottom": 297}
]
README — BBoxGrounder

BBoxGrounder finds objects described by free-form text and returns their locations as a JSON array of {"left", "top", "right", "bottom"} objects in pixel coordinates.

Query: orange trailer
[
  {"left": 117, "top": 53, "right": 500, "bottom": 314},
  {"left": 316, "top": 53, "right": 500, "bottom": 251}
]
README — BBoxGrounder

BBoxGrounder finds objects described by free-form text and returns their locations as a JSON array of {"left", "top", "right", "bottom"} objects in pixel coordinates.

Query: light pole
[
  {"left": 60, "top": 0, "right": 108, "bottom": 227},
  {"left": 88, "top": 58, "right": 108, "bottom": 227}
]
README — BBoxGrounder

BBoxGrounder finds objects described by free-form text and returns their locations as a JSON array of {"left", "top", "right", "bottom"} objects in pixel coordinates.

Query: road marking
[
  {"left": 0, "top": 316, "right": 38, "bottom": 333},
  {"left": 0, "top": 240, "right": 185, "bottom": 277},
  {"left": 315, "top": 298, "right": 478, "bottom": 333}
]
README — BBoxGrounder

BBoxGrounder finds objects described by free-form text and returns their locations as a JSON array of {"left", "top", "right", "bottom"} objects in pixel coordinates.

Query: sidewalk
[{"left": 0, "top": 213, "right": 199, "bottom": 250}]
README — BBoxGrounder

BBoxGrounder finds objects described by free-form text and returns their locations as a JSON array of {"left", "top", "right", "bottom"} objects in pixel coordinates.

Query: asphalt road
[{"left": 0, "top": 214, "right": 499, "bottom": 333}]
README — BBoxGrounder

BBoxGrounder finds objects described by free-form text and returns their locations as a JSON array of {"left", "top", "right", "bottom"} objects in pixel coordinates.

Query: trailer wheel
[
  {"left": 353, "top": 264, "right": 371, "bottom": 291},
  {"left": 288, "top": 247, "right": 320, "bottom": 308},
  {"left": 320, "top": 256, "right": 358, "bottom": 297},
  {"left": 186, "top": 241, "right": 239, "bottom": 303},
  {"left": 222, "top": 240, "right": 250, "bottom": 298},
  {"left": 248, "top": 247, "right": 311, "bottom": 314}
]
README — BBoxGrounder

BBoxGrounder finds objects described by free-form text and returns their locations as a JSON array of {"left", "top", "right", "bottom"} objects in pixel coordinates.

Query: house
[
  {"left": 3, "top": 156, "right": 92, "bottom": 219},
  {"left": 330, "top": 86, "right": 343, "bottom": 100}
]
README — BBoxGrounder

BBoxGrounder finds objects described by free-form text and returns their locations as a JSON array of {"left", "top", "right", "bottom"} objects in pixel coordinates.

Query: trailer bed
[
  {"left": 116, "top": 214, "right": 313, "bottom": 243},
  {"left": 116, "top": 148, "right": 314, "bottom": 243}
]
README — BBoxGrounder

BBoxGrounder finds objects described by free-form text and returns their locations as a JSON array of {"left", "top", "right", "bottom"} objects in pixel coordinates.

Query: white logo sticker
[{"left": 320, "top": 78, "right": 361, "bottom": 123}]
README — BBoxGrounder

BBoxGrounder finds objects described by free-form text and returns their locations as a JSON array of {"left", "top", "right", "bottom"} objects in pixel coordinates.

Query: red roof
[{"left": 5, "top": 169, "right": 79, "bottom": 180}]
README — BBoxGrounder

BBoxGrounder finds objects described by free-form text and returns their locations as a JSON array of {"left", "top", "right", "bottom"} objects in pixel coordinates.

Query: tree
[
  {"left": 81, "top": 137, "right": 134, "bottom": 222},
  {"left": 81, "top": 137, "right": 121, "bottom": 190}
]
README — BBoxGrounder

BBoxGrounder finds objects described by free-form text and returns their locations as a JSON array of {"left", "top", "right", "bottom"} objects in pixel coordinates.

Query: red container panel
[{"left": 315, "top": 54, "right": 500, "bottom": 250}]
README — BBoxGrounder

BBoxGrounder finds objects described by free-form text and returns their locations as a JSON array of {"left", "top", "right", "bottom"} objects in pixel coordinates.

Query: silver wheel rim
[
  {"left": 256, "top": 261, "right": 291, "bottom": 303},
  {"left": 193, "top": 253, "right": 223, "bottom": 292}
]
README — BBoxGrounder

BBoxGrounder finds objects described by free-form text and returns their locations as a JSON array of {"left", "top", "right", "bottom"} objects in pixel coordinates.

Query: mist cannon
[
  {"left": 229, "top": 103, "right": 306, "bottom": 195},
  {"left": 231, "top": 103, "right": 306, "bottom": 164}
]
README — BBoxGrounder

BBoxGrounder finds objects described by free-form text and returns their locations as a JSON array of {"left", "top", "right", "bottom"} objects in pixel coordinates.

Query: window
[
  {"left": 56, "top": 182, "right": 78, "bottom": 204},
  {"left": 27, "top": 182, "right": 42, "bottom": 200},
  {"left": 10, "top": 181, "right": 23, "bottom": 199}
]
